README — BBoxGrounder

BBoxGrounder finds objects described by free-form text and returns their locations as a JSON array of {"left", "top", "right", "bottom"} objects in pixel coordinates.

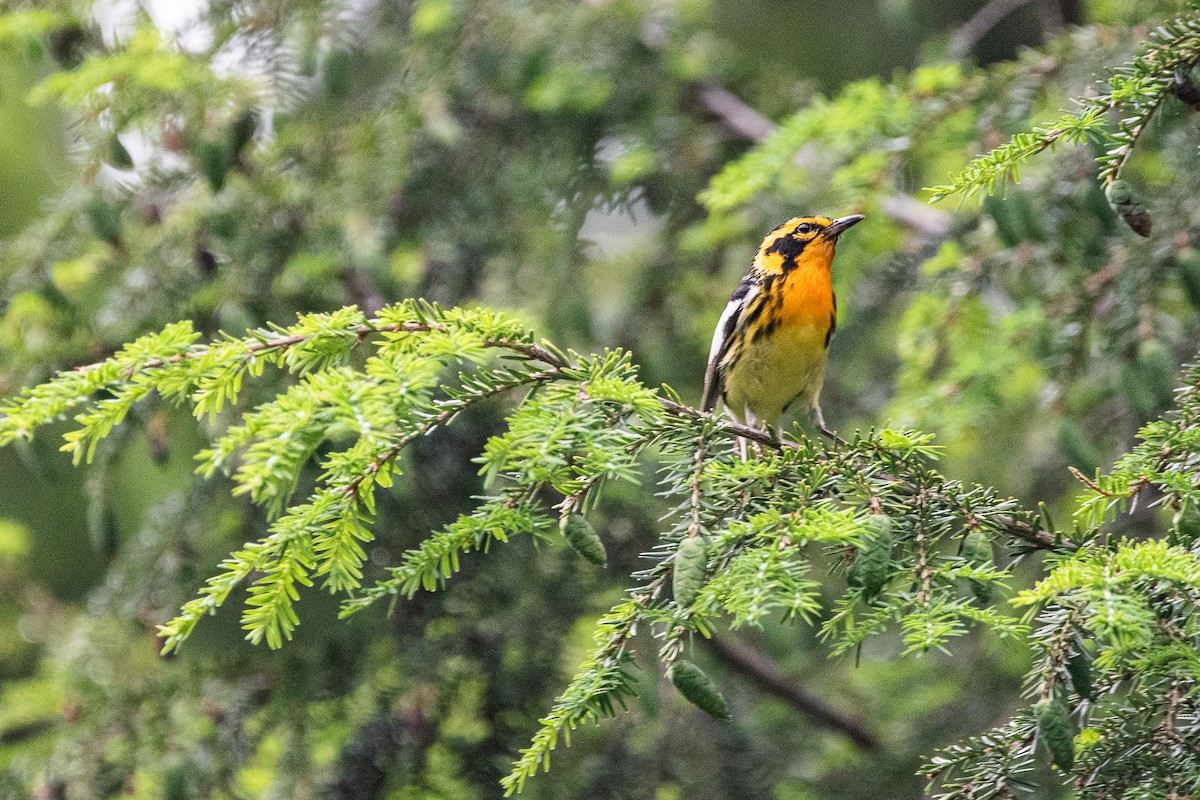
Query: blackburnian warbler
[{"left": 702, "top": 214, "right": 864, "bottom": 450}]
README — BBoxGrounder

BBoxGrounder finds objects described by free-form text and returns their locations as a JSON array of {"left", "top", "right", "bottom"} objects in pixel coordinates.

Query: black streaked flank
[
  {"left": 754, "top": 315, "right": 780, "bottom": 342},
  {"left": 741, "top": 291, "right": 769, "bottom": 330},
  {"left": 825, "top": 294, "right": 837, "bottom": 347}
]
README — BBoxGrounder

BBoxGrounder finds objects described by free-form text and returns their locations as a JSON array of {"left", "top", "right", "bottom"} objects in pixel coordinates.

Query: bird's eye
[{"left": 796, "top": 223, "right": 814, "bottom": 235}]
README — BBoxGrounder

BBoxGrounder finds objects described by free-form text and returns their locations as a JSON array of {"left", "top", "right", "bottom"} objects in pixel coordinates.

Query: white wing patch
[{"left": 701, "top": 280, "right": 756, "bottom": 412}]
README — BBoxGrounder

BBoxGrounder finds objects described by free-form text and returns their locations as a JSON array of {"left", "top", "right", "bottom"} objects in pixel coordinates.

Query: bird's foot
[{"left": 813, "top": 406, "right": 847, "bottom": 446}]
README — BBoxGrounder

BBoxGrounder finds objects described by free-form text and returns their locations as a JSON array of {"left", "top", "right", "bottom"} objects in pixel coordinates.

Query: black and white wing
[{"left": 701, "top": 278, "right": 755, "bottom": 413}]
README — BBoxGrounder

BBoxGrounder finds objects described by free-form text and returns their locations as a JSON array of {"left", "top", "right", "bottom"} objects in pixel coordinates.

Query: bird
[{"left": 701, "top": 214, "right": 864, "bottom": 454}]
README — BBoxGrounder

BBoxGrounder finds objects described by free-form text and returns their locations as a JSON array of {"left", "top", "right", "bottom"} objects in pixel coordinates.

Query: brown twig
[
  {"left": 914, "top": 489, "right": 933, "bottom": 605},
  {"left": 702, "top": 634, "right": 880, "bottom": 751},
  {"left": 990, "top": 512, "right": 1074, "bottom": 551},
  {"left": 658, "top": 398, "right": 792, "bottom": 450},
  {"left": 948, "top": 0, "right": 1039, "bottom": 60},
  {"left": 1038, "top": 607, "right": 1078, "bottom": 701},
  {"left": 688, "top": 438, "right": 705, "bottom": 538},
  {"left": 1068, "top": 465, "right": 1117, "bottom": 497}
]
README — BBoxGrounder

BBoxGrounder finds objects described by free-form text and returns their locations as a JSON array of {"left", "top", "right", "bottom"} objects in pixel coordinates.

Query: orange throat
[{"left": 778, "top": 261, "right": 835, "bottom": 330}]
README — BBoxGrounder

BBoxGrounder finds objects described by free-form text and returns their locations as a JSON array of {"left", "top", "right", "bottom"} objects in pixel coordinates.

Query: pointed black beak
[{"left": 824, "top": 214, "right": 865, "bottom": 239}]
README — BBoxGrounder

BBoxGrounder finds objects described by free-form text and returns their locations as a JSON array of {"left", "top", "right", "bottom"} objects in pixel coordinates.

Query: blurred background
[{"left": 0, "top": 0, "right": 1196, "bottom": 797}]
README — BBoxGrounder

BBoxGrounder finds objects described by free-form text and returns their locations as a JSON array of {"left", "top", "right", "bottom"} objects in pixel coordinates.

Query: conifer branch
[
  {"left": 0, "top": 301, "right": 1182, "bottom": 798},
  {"left": 930, "top": 10, "right": 1200, "bottom": 200},
  {"left": 660, "top": 399, "right": 1072, "bottom": 553},
  {"left": 72, "top": 319, "right": 568, "bottom": 378},
  {"left": 500, "top": 600, "right": 643, "bottom": 796}
]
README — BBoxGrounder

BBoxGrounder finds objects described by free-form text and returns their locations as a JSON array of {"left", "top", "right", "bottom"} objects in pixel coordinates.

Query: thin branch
[
  {"left": 1068, "top": 465, "right": 1116, "bottom": 497},
  {"left": 1099, "top": 91, "right": 1169, "bottom": 186},
  {"left": 75, "top": 319, "right": 567, "bottom": 376},
  {"left": 658, "top": 398, "right": 785, "bottom": 450},
  {"left": 702, "top": 634, "right": 880, "bottom": 751},
  {"left": 988, "top": 513, "right": 1073, "bottom": 552},
  {"left": 914, "top": 489, "right": 933, "bottom": 606},
  {"left": 76, "top": 327, "right": 375, "bottom": 375},
  {"left": 342, "top": 368, "right": 561, "bottom": 500},
  {"left": 696, "top": 83, "right": 775, "bottom": 142},
  {"left": 688, "top": 437, "right": 705, "bottom": 538},
  {"left": 948, "top": 0, "right": 1038, "bottom": 60},
  {"left": 1037, "top": 606, "right": 1078, "bottom": 701}
]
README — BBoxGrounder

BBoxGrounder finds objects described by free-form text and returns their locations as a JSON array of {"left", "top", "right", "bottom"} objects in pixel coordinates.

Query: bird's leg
[
  {"left": 766, "top": 424, "right": 782, "bottom": 448},
  {"left": 813, "top": 404, "right": 847, "bottom": 446},
  {"left": 813, "top": 404, "right": 828, "bottom": 434},
  {"left": 727, "top": 407, "right": 750, "bottom": 461},
  {"left": 746, "top": 409, "right": 764, "bottom": 459}
]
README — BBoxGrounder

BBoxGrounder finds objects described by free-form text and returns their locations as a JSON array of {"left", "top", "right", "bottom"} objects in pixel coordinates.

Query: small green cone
[
  {"left": 961, "top": 529, "right": 994, "bottom": 603},
  {"left": 1065, "top": 650, "right": 1092, "bottom": 700},
  {"left": 673, "top": 534, "right": 708, "bottom": 609},
  {"left": 1035, "top": 696, "right": 1075, "bottom": 770},
  {"left": 668, "top": 659, "right": 730, "bottom": 720},
  {"left": 1105, "top": 179, "right": 1151, "bottom": 237},
  {"left": 849, "top": 514, "right": 893, "bottom": 602},
  {"left": 560, "top": 513, "right": 606, "bottom": 567},
  {"left": 1171, "top": 499, "right": 1200, "bottom": 546}
]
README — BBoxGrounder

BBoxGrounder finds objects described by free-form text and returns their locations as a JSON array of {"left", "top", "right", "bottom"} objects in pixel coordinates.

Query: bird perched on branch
[{"left": 702, "top": 214, "right": 864, "bottom": 454}]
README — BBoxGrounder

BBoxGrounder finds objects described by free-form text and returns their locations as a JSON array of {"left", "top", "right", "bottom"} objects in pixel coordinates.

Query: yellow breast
[{"left": 722, "top": 262, "right": 836, "bottom": 427}]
